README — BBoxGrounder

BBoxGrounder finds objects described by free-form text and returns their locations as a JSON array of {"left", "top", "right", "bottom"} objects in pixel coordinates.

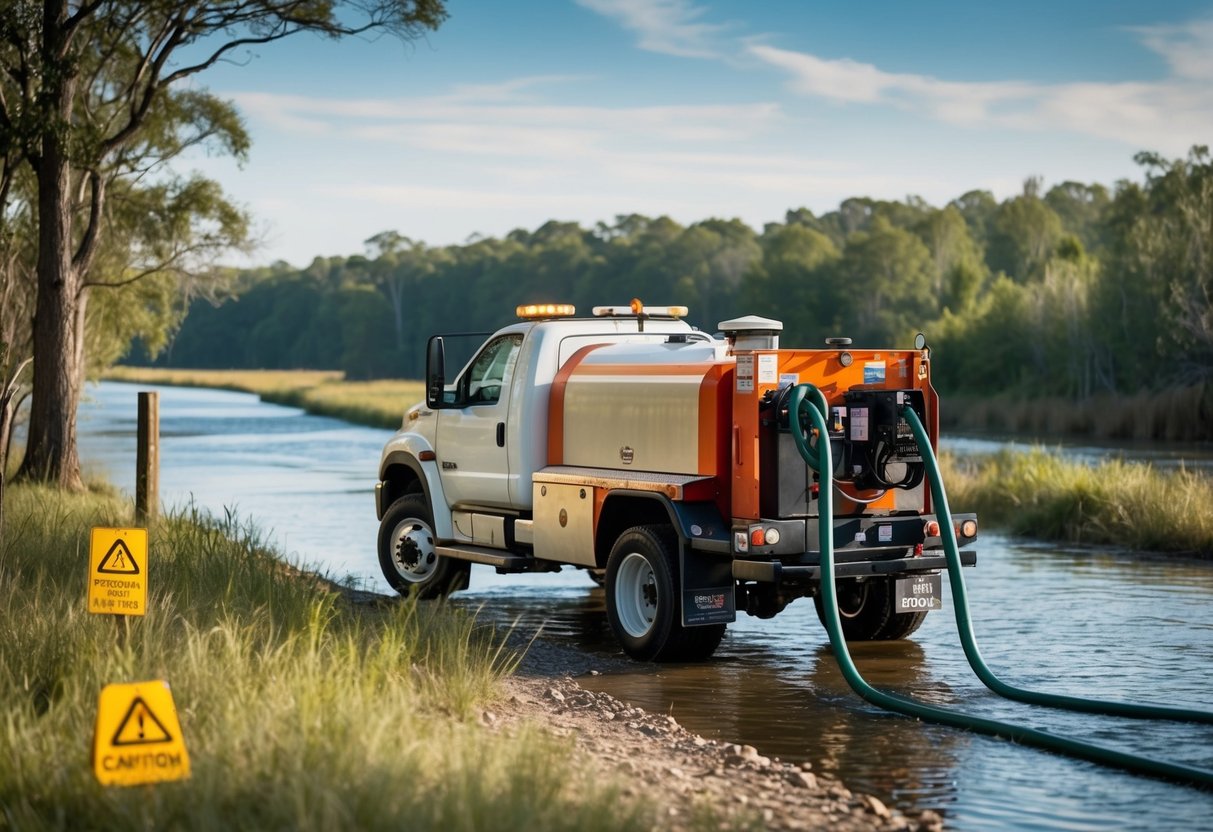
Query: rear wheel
[
  {"left": 814, "top": 576, "right": 927, "bottom": 641},
  {"left": 605, "top": 525, "right": 725, "bottom": 662},
  {"left": 378, "top": 494, "right": 470, "bottom": 599}
]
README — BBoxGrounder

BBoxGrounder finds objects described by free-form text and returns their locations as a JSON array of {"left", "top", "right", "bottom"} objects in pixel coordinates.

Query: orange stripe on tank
[
  {"left": 547, "top": 344, "right": 607, "bottom": 466},
  {"left": 697, "top": 364, "right": 734, "bottom": 517},
  {"left": 572, "top": 363, "right": 721, "bottom": 376}
]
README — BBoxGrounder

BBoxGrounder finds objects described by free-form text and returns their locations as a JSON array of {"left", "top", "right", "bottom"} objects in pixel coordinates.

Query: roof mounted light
[
  {"left": 592, "top": 300, "right": 689, "bottom": 319},
  {"left": 516, "top": 303, "right": 576, "bottom": 320}
]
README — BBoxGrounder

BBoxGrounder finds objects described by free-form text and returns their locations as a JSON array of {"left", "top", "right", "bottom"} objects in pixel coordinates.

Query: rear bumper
[{"left": 733, "top": 549, "right": 977, "bottom": 583}]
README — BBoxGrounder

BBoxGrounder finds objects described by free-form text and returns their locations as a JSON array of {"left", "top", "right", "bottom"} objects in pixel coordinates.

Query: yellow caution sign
[
  {"left": 93, "top": 680, "right": 190, "bottom": 786},
  {"left": 88, "top": 527, "right": 147, "bottom": 616}
]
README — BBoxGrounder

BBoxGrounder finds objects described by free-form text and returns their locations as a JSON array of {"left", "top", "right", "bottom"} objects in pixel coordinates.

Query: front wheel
[
  {"left": 605, "top": 525, "right": 725, "bottom": 662},
  {"left": 378, "top": 494, "right": 470, "bottom": 599},
  {"left": 814, "top": 576, "right": 927, "bottom": 641}
]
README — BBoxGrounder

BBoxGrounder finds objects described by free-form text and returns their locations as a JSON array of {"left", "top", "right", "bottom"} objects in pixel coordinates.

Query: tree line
[{"left": 137, "top": 147, "right": 1213, "bottom": 403}]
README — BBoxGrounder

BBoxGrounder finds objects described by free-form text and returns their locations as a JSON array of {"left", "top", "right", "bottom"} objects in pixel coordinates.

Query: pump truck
[{"left": 374, "top": 301, "right": 977, "bottom": 661}]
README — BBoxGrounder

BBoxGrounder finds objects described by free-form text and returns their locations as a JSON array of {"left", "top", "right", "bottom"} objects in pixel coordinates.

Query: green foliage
[
  {"left": 942, "top": 449, "right": 1213, "bottom": 556},
  {"left": 0, "top": 483, "right": 653, "bottom": 831},
  {"left": 985, "top": 181, "right": 1065, "bottom": 282}
]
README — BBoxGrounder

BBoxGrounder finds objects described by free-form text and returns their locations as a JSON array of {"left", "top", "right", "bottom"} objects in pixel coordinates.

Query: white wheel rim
[
  {"left": 391, "top": 516, "right": 437, "bottom": 583},
  {"left": 616, "top": 552, "right": 658, "bottom": 638}
]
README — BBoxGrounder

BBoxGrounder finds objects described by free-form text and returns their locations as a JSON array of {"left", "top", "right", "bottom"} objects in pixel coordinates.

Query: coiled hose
[{"left": 786, "top": 383, "right": 1213, "bottom": 789}]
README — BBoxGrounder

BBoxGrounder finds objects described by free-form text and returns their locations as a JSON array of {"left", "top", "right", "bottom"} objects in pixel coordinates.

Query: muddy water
[{"left": 80, "top": 382, "right": 1213, "bottom": 830}]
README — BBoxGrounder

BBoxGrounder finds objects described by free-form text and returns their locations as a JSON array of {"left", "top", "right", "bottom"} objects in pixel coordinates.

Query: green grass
[
  {"left": 0, "top": 484, "right": 652, "bottom": 831},
  {"left": 102, "top": 368, "right": 423, "bottom": 430},
  {"left": 941, "top": 449, "right": 1213, "bottom": 557}
]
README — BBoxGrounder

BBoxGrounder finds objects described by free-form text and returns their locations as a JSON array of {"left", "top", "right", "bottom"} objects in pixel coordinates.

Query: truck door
[{"left": 435, "top": 333, "right": 523, "bottom": 509}]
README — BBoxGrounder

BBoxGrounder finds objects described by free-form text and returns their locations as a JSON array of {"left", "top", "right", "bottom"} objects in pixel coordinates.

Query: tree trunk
[
  {"left": 19, "top": 4, "right": 85, "bottom": 490},
  {"left": 21, "top": 152, "right": 84, "bottom": 489}
]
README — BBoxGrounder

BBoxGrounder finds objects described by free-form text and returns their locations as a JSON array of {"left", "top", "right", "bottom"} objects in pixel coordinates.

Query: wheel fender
[
  {"left": 379, "top": 439, "right": 454, "bottom": 541},
  {"left": 600, "top": 491, "right": 735, "bottom": 628}
]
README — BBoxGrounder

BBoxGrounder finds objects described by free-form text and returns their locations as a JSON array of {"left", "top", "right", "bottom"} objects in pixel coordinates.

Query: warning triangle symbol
[
  {"left": 111, "top": 696, "right": 173, "bottom": 746},
  {"left": 98, "top": 539, "right": 140, "bottom": 574}
]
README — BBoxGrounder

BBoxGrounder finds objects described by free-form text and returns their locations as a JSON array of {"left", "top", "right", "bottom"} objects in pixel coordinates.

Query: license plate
[{"left": 894, "top": 573, "right": 942, "bottom": 612}]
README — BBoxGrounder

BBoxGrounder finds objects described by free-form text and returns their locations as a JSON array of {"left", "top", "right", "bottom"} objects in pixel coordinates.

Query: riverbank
[
  {"left": 103, "top": 366, "right": 419, "bottom": 430},
  {"left": 0, "top": 483, "right": 921, "bottom": 831}
]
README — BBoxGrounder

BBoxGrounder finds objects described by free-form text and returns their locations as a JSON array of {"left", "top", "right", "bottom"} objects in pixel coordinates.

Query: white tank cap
[{"left": 718, "top": 315, "right": 782, "bottom": 351}]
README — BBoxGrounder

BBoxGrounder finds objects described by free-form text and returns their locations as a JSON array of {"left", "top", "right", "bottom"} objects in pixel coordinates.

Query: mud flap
[
  {"left": 653, "top": 498, "right": 737, "bottom": 627},
  {"left": 679, "top": 549, "right": 736, "bottom": 626},
  {"left": 676, "top": 504, "right": 735, "bottom": 626}
]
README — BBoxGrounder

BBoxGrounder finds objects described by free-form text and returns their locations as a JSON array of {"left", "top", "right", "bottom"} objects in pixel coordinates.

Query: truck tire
[
  {"left": 378, "top": 494, "right": 470, "bottom": 599},
  {"left": 813, "top": 576, "right": 927, "bottom": 641},
  {"left": 605, "top": 525, "right": 726, "bottom": 662}
]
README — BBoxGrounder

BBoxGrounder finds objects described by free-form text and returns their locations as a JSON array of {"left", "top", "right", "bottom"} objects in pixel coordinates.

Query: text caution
[{"left": 93, "top": 680, "right": 190, "bottom": 786}]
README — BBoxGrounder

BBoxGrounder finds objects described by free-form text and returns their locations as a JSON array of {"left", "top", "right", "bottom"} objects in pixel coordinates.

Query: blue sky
[{"left": 187, "top": 0, "right": 1213, "bottom": 266}]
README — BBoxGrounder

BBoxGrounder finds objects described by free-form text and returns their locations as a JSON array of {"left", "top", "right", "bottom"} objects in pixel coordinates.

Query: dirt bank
[{"left": 493, "top": 633, "right": 940, "bottom": 832}]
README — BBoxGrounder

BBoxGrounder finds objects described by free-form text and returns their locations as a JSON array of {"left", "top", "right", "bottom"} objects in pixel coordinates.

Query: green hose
[
  {"left": 789, "top": 384, "right": 1213, "bottom": 789},
  {"left": 899, "top": 404, "right": 1213, "bottom": 725}
]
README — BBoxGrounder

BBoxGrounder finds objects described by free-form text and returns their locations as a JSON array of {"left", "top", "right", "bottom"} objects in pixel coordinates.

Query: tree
[
  {"left": 985, "top": 181, "right": 1065, "bottom": 282},
  {"left": 949, "top": 189, "right": 998, "bottom": 246},
  {"left": 1100, "top": 147, "right": 1213, "bottom": 386},
  {"left": 2, "top": 0, "right": 446, "bottom": 489},
  {"left": 834, "top": 217, "right": 936, "bottom": 346},
  {"left": 912, "top": 206, "right": 988, "bottom": 313},
  {"left": 1045, "top": 181, "right": 1110, "bottom": 254},
  {"left": 742, "top": 223, "right": 839, "bottom": 344}
]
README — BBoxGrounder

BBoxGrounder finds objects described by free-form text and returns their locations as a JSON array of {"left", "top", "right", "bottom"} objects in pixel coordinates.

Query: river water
[{"left": 80, "top": 381, "right": 1213, "bottom": 831}]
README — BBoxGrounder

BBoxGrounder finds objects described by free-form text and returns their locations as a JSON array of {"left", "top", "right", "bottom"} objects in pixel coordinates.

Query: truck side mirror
[{"left": 426, "top": 336, "right": 446, "bottom": 409}]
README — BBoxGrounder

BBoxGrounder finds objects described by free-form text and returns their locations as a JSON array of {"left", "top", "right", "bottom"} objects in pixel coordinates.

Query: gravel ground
[{"left": 492, "top": 633, "right": 943, "bottom": 832}]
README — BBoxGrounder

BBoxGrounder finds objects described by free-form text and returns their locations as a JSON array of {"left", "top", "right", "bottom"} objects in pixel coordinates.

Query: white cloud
[
  {"left": 1134, "top": 18, "right": 1213, "bottom": 80},
  {"left": 574, "top": 0, "right": 729, "bottom": 58},
  {"left": 747, "top": 41, "right": 1213, "bottom": 156},
  {"left": 231, "top": 89, "right": 784, "bottom": 158}
]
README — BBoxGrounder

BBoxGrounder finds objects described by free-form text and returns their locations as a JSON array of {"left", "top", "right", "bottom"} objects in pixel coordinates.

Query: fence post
[{"left": 136, "top": 391, "right": 159, "bottom": 524}]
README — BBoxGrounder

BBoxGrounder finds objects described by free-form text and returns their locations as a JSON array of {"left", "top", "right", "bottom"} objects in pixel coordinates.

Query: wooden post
[{"left": 136, "top": 391, "right": 159, "bottom": 524}]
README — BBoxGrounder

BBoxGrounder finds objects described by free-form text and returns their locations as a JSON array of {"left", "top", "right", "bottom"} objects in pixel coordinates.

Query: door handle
[{"left": 496, "top": 422, "right": 505, "bottom": 447}]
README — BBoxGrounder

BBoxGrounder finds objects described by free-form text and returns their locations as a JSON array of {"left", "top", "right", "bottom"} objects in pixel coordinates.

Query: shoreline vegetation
[
  {"left": 101, "top": 366, "right": 1212, "bottom": 558},
  {"left": 103, "top": 366, "right": 420, "bottom": 430},
  {"left": 942, "top": 449, "right": 1213, "bottom": 559},
  {"left": 0, "top": 483, "right": 644, "bottom": 829},
  {"left": 0, "top": 483, "right": 914, "bottom": 831}
]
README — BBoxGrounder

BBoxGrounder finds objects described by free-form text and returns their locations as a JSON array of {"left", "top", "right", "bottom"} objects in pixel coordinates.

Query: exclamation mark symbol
[{"left": 138, "top": 711, "right": 145, "bottom": 740}]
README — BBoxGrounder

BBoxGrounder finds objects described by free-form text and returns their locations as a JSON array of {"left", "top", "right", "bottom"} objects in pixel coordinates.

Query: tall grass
[
  {"left": 0, "top": 485, "right": 650, "bottom": 830},
  {"left": 102, "top": 368, "right": 423, "bottom": 430},
  {"left": 941, "top": 449, "right": 1213, "bottom": 556}
]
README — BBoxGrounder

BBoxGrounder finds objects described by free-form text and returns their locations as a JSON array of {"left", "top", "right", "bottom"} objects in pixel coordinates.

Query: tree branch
[{"left": 71, "top": 169, "right": 105, "bottom": 273}]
